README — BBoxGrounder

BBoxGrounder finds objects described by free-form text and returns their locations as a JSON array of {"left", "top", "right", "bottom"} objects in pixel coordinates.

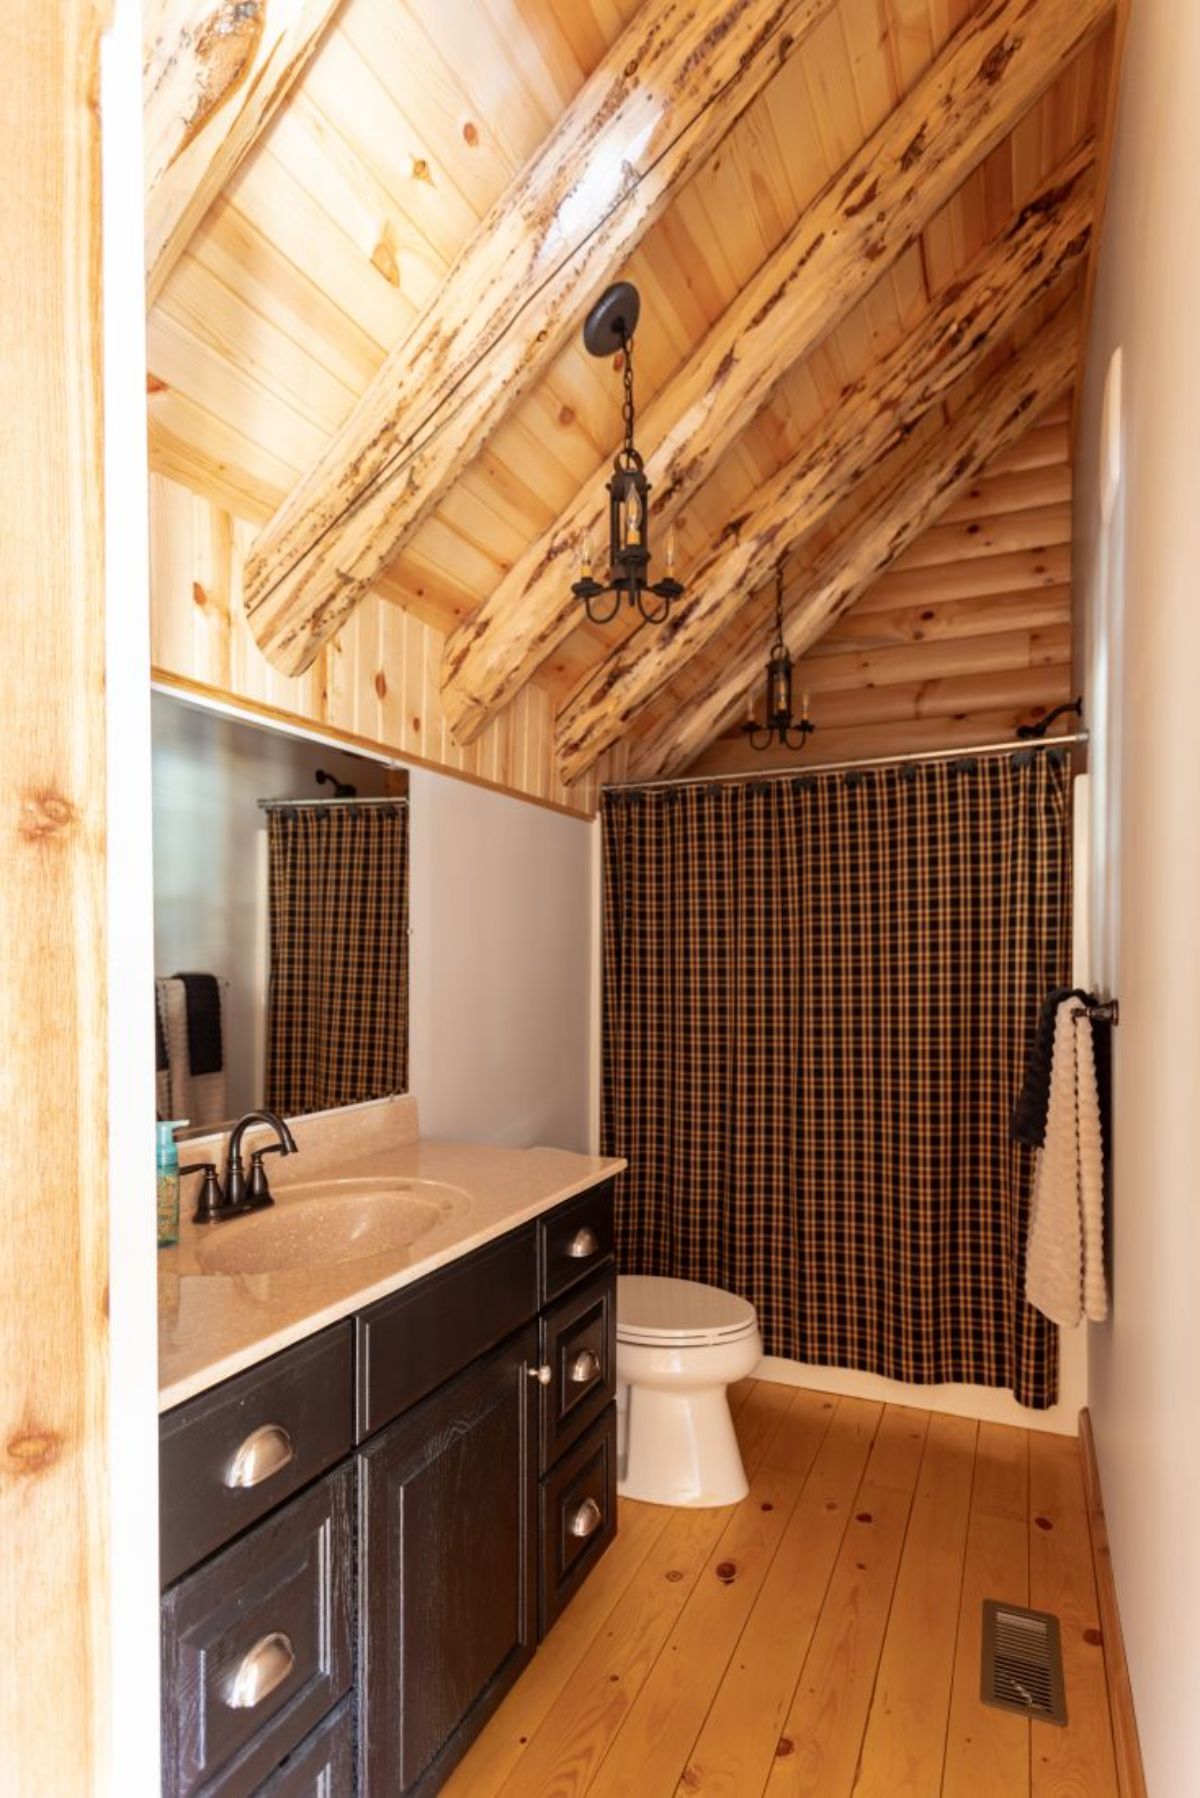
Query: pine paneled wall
[{"left": 149, "top": 474, "right": 610, "bottom": 816}]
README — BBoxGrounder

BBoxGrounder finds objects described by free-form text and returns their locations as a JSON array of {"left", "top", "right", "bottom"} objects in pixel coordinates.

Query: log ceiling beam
[
  {"left": 553, "top": 144, "right": 1095, "bottom": 782},
  {"left": 241, "top": 0, "right": 842, "bottom": 675},
  {"left": 440, "top": 0, "right": 1113, "bottom": 746},
  {"left": 624, "top": 300, "right": 1079, "bottom": 782},
  {"left": 144, "top": 0, "right": 343, "bottom": 305}
]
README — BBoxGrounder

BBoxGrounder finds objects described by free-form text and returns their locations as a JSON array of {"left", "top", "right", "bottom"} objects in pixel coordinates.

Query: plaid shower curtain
[
  {"left": 601, "top": 753, "right": 1071, "bottom": 1409},
  {"left": 265, "top": 804, "right": 409, "bottom": 1117}
]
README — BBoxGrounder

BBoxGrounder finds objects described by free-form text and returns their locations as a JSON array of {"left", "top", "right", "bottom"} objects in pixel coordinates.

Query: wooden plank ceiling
[{"left": 144, "top": 0, "right": 1118, "bottom": 786}]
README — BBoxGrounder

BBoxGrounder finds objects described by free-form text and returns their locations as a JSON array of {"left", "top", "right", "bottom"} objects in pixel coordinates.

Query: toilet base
[{"left": 618, "top": 1381, "right": 749, "bottom": 1508}]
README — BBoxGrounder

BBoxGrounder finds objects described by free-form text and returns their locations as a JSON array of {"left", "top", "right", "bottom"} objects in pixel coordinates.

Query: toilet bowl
[{"left": 616, "top": 1275, "right": 762, "bottom": 1507}]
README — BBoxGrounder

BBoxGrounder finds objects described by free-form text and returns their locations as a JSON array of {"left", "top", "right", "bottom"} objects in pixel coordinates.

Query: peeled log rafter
[
  {"left": 144, "top": 0, "right": 343, "bottom": 303},
  {"left": 242, "top": 0, "right": 842, "bottom": 674},
  {"left": 441, "top": 0, "right": 1112, "bottom": 745},
  {"left": 554, "top": 149, "right": 1094, "bottom": 783},
  {"left": 626, "top": 302, "right": 1079, "bottom": 781}
]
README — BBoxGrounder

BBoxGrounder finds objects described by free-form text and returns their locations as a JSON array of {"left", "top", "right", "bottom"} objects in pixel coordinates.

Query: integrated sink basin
[{"left": 195, "top": 1177, "right": 468, "bottom": 1277}]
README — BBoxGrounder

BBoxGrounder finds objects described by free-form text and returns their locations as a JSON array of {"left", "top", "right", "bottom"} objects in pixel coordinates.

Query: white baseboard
[{"left": 754, "top": 1342, "right": 1085, "bottom": 1437}]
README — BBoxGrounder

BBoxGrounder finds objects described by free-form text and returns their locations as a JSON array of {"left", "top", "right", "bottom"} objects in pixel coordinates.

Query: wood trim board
[
  {"left": 0, "top": 0, "right": 112, "bottom": 1784},
  {"left": 1079, "top": 1407, "right": 1148, "bottom": 1798}
]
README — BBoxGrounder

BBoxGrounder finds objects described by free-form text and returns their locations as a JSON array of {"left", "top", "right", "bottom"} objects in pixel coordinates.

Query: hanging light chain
[{"left": 621, "top": 332, "right": 637, "bottom": 461}]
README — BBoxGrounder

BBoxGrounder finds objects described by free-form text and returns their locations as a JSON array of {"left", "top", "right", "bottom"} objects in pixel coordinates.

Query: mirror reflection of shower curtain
[{"left": 265, "top": 804, "right": 409, "bottom": 1117}]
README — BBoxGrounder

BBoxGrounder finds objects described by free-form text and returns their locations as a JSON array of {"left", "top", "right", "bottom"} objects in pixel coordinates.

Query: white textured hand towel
[
  {"left": 1025, "top": 996, "right": 1108, "bottom": 1326},
  {"left": 155, "top": 975, "right": 230, "bottom": 1128}
]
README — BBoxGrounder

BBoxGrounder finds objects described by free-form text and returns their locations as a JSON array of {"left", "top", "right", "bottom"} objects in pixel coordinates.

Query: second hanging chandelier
[
  {"left": 571, "top": 282, "right": 684, "bottom": 626},
  {"left": 743, "top": 560, "right": 816, "bottom": 753}
]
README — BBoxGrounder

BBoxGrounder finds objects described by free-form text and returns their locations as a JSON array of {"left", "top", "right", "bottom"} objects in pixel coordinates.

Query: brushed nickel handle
[
  {"left": 224, "top": 1631, "right": 295, "bottom": 1710},
  {"left": 569, "top": 1349, "right": 601, "bottom": 1385},
  {"left": 569, "top": 1497, "right": 603, "bottom": 1540},
  {"left": 567, "top": 1226, "right": 599, "bottom": 1260},
  {"left": 224, "top": 1423, "right": 295, "bottom": 1490},
  {"left": 527, "top": 1364, "right": 553, "bottom": 1385}
]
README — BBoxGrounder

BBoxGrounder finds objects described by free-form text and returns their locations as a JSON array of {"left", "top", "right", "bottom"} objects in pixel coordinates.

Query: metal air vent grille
[{"left": 981, "top": 1598, "right": 1067, "bottom": 1725}]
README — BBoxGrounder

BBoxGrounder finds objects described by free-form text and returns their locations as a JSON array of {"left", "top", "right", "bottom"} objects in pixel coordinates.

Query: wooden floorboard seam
[
  {"left": 933, "top": 1428, "right": 980, "bottom": 1796},
  {"left": 763, "top": 1404, "right": 931, "bottom": 1796},
  {"left": 583, "top": 1389, "right": 839, "bottom": 1796},
  {"left": 587, "top": 1462, "right": 810, "bottom": 1795},
  {"left": 643, "top": 1397, "right": 847, "bottom": 1798},
  {"left": 847, "top": 1412, "right": 970, "bottom": 1797}
]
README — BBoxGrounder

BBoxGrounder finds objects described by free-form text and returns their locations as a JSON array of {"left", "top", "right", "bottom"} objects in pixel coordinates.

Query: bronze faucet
[
  {"left": 182, "top": 1109, "right": 298, "bottom": 1224},
  {"left": 225, "top": 1110, "right": 298, "bottom": 1212}
]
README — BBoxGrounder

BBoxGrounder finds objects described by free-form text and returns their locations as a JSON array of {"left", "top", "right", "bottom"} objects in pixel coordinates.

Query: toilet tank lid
[{"left": 617, "top": 1274, "right": 757, "bottom": 1341}]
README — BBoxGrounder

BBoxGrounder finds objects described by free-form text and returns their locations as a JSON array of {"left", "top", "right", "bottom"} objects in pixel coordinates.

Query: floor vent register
[{"left": 980, "top": 1599, "right": 1068, "bottom": 1726}]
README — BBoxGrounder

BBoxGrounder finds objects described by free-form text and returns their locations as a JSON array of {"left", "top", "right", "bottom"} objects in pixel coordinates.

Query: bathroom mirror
[{"left": 151, "top": 690, "right": 409, "bottom": 1130}]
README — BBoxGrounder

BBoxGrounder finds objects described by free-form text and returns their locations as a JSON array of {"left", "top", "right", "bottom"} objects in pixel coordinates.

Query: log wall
[{"left": 678, "top": 403, "right": 1075, "bottom": 778}]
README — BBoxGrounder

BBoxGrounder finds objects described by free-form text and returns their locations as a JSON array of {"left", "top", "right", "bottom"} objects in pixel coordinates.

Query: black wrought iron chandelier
[
  {"left": 571, "top": 282, "right": 683, "bottom": 626},
  {"left": 742, "top": 561, "right": 816, "bottom": 752}
]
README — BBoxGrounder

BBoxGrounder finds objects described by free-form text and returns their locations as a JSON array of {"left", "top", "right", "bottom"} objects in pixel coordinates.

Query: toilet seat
[{"left": 617, "top": 1274, "right": 758, "bottom": 1348}]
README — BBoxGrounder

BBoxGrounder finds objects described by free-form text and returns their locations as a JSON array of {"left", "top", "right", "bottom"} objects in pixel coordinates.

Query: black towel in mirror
[{"left": 174, "top": 971, "right": 224, "bottom": 1076}]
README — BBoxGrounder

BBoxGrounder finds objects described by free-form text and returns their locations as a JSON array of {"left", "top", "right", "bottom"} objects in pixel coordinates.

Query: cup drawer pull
[
  {"left": 224, "top": 1423, "right": 295, "bottom": 1490},
  {"left": 568, "top": 1349, "right": 601, "bottom": 1385},
  {"left": 566, "top": 1226, "right": 599, "bottom": 1260},
  {"left": 224, "top": 1631, "right": 296, "bottom": 1711},
  {"left": 568, "top": 1497, "right": 603, "bottom": 1540}
]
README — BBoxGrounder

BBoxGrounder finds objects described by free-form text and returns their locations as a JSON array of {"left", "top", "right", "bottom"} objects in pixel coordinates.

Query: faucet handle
[
  {"left": 180, "top": 1162, "right": 226, "bottom": 1225},
  {"left": 245, "top": 1145, "right": 284, "bottom": 1211}
]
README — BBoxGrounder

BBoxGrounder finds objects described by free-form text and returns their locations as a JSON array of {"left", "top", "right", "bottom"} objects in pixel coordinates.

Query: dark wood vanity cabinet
[
  {"left": 159, "top": 1179, "right": 617, "bottom": 1796},
  {"left": 358, "top": 1325, "right": 539, "bottom": 1793}
]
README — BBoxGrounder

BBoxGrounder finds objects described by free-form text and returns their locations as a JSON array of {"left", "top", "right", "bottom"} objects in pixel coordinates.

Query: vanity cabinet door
[{"left": 358, "top": 1324, "right": 539, "bottom": 1794}]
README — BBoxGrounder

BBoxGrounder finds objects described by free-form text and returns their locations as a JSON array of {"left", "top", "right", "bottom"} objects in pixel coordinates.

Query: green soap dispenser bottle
[{"left": 156, "top": 1119, "right": 188, "bottom": 1248}]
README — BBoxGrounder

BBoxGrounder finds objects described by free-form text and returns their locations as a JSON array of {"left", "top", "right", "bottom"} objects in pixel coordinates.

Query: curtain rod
[
  {"left": 602, "top": 732, "right": 1089, "bottom": 794},
  {"left": 257, "top": 795, "right": 409, "bottom": 811}
]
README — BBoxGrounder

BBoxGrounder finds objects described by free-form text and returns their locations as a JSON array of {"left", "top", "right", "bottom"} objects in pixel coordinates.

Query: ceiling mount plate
[{"left": 582, "top": 281, "right": 641, "bottom": 357}]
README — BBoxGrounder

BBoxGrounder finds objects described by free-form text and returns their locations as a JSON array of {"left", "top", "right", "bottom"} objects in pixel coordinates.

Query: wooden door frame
[{"left": 0, "top": 1, "right": 160, "bottom": 1787}]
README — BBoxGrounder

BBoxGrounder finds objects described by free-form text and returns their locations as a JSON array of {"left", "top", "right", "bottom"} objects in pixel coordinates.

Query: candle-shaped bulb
[
  {"left": 625, "top": 482, "right": 642, "bottom": 546},
  {"left": 579, "top": 527, "right": 593, "bottom": 581},
  {"left": 801, "top": 690, "right": 810, "bottom": 721},
  {"left": 665, "top": 523, "right": 677, "bottom": 573}
]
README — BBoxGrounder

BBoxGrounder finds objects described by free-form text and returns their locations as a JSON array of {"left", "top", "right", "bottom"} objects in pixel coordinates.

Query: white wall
[
  {"left": 1075, "top": 6, "right": 1200, "bottom": 1788},
  {"left": 151, "top": 694, "right": 388, "bottom": 1115},
  {"left": 408, "top": 768, "right": 595, "bottom": 1151}
]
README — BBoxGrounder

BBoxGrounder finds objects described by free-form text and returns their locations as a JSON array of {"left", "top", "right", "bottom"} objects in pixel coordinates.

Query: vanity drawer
[
  {"left": 160, "top": 1324, "right": 354, "bottom": 1586},
  {"left": 161, "top": 1464, "right": 354, "bottom": 1798},
  {"left": 540, "top": 1404, "right": 617, "bottom": 1635},
  {"left": 357, "top": 1223, "right": 538, "bottom": 1440},
  {"left": 258, "top": 1697, "right": 355, "bottom": 1796},
  {"left": 540, "top": 1270, "right": 616, "bottom": 1472},
  {"left": 539, "top": 1181, "right": 614, "bottom": 1305}
]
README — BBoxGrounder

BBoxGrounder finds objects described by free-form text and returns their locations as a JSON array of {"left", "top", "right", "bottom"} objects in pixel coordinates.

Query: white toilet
[{"left": 616, "top": 1274, "right": 762, "bottom": 1507}]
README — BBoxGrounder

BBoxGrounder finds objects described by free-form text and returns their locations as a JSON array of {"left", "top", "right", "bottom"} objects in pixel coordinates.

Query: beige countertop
[{"left": 158, "top": 1108, "right": 623, "bottom": 1412}]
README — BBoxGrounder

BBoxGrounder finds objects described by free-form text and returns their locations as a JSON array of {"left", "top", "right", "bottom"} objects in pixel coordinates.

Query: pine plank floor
[{"left": 444, "top": 1380, "right": 1119, "bottom": 1798}]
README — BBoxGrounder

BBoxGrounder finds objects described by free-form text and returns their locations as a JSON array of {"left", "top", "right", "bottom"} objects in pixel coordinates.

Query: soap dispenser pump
[{"left": 156, "top": 1119, "right": 188, "bottom": 1247}]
